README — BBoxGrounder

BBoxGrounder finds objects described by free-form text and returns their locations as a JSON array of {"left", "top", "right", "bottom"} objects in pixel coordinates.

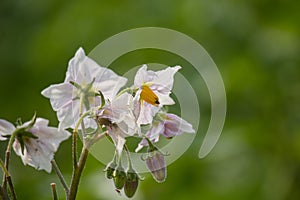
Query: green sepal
[
  {"left": 113, "top": 165, "right": 126, "bottom": 189},
  {"left": 18, "top": 131, "right": 38, "bottom": 139}
]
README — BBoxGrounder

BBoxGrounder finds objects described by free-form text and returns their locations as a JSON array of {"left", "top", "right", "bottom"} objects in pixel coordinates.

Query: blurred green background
[{"left": 1, "top": 0, "right": 300, "bottom": 199}]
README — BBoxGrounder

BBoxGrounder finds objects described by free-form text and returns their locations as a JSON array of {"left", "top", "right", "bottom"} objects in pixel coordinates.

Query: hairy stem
[
  {"left": 72, "top": 130, "right": 78, "bottom": 170},
  {"left": 68, "top": 147, "right": 89, "bottom": 200}
]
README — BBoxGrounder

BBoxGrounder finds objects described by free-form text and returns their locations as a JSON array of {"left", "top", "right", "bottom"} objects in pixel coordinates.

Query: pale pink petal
[
  {"left": 13, "top": 118, "right": 70, "bottom": 173},
  {"left": 0, "top": 119, "right": 15, "bottom": 140},
  {"left": 162, "top": 114, "right": 195, "bottom": 138}
]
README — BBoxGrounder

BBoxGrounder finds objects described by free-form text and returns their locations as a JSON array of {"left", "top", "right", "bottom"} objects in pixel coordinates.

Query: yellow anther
[{"left": 140, "top": 85, "right": 160, "bottom": 106}]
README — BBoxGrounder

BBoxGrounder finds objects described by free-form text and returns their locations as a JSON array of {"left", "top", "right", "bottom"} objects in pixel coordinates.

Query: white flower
[
  {"left": 133, "top": 65, "right": 181, "bottom": 125},
  {"left": 41, "top": 47, "right": 127, "bottom": 130},
  {"left": 136, "top": 113, "right": 195, "bottom": 152},
  {"left": 0, "top": 118, "right": 70, "bottom": 173},
  {"left": 97, "top": 93, "right": 139, "bottom": 155}
]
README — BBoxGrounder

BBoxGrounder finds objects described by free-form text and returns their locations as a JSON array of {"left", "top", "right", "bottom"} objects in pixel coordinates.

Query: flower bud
[
  {"left": 113, "top": 165, "right": 126, "bottom": 189},
  {"left": 104, "top": 161, "right": 117, "bottom": 179},
  {"left": 124, "top": 169, "right": 139, "bottom": 198},
  {"left": 145, "top": 149, "right": 167, "bottom": 183}
]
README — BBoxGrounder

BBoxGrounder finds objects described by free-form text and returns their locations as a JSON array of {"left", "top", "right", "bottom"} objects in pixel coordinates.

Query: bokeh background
[{"left": 1, "top": 0, "right": 300, "bottom": 199}]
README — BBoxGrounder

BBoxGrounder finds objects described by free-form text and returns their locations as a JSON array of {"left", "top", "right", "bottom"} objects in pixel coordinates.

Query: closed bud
[
  {"left": 145, "top": 148, "right": 167, "bottom": 183},
  {"left": 104, "top": 161, "right": 117, "bottom": 179},
  {"left": 124, "top": 169, "right": 139, "bottom": 198},
  {"left": 113, "top": 165, "right": 126, "bottom": 189}
]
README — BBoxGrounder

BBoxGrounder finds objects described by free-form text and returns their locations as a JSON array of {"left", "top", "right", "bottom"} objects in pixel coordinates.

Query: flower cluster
[
  {"left": 41, "top": 47, "right": 195, "bottom": 197},
  {"left": 0, "top": 47, "right": 195, "bottom": 199}
]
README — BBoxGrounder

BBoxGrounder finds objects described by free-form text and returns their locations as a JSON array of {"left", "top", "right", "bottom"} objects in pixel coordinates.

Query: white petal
[
  {"left": 13, "top": 139, "right": 53, "bottom": 173},
  {"left": 41, "top": 83, "right": 74, "bottom": 111},
  {"left": 136, "top": 102, "right": 160, "bottom": 125},
  {"left": 93, "top": 69, "right": 127, "bottom": 101},
  {"left": 64, "top": 47, "right": 127, "bottom": 100},
  {"left": 65, "top": 47, "right": 87, "bottom": 83},
  {"left": 34, "top": 118, "right": 49, "bottom": 127},
  {"left": 152, "top": 66, "right": 181, "bottom": 93},
  {"left": 0, "top": 119, "right": 15, "bottom": 140},
  {"left": 57, "top": 100, "right": 80, "bottom": 130},
  {"left": 134, "top": 64, "right": 157, "bottom": 86},
  {"left": 155, "top": 92, "right": 175, "bottom": 105},
  {"left": 13, "top": 119, "right": 71, "bottom": 173}
]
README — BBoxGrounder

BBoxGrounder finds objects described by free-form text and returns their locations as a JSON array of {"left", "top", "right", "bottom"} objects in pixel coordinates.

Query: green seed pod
[
  {"left": 105, "top": 161, "right": 117, "bottom": 179},
  {"left": 113, "top": 165, "right": 126, "bottom": 189},
  {"left": 124, "top": 169, "right": 139, "bottom": 198}
]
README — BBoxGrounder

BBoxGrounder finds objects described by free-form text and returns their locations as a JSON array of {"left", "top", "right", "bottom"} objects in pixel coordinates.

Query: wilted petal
[{"left": 0, "top": 119, "right": 15, "bottom": 140}]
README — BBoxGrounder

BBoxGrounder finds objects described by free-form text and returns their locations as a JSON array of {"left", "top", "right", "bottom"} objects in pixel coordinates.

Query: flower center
[{"left": 140, "top": 85, "right": 160, "bottom": 106}]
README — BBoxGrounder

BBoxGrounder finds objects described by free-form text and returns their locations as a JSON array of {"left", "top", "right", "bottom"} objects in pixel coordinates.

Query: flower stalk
[
  {"left": 50, "top": 183, "right": 58, "bottom": 200},
  {"left": 0, "top": 158, "right": 16, "bottom": 200},
  {"left": 51, "top": 160, "right": 69, "bottom": 195}
]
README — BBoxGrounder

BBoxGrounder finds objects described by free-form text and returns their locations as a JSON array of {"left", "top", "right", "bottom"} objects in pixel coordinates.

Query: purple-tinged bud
[
  {"left": 124, "top": 168, "right": 139, "bottom": 198},
  {"left": 113, "top": 165, "right": 126, "bottom": 189},
  {"left": 145, "top": 149, "right": 167, "bottom": 183}
]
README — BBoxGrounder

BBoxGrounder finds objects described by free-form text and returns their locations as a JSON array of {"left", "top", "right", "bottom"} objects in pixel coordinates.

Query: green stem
[
  {"left": 0, "top": 185, "right": 9, "bottom": 200},
  {"left": 51, "top": 160, "right": 69, "bottom": 195},
  {"left": 68, "top": 147, "right": 89, "bottom": 200},
  {"left": 72, "top": 104, "right": 91, "bottom": 170},
  {"left": 6, "top": 176, "right": 16, "bottom": 200},
  {"left": 117, "top": 87, "right": 136, "bottom": 97},
  {"left": 0, "top": 159, "right": 9, "bottom": 177},
  {"left": 124, "top": 145, "right": 133, "bottom": 169},
  {"left": 0, "top": 159, "right": 16, "bottom": 200},
  {"left": 72, "top": 129, "right": 78, "bottom": 170},
  {"left": 2, "top": 128, "right": 19, "bottom": 194}
]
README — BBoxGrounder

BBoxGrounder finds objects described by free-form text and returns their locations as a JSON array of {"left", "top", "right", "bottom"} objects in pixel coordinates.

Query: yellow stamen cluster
[{"left": 140, "top": 85, "right": 160, "bottom": 106}]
